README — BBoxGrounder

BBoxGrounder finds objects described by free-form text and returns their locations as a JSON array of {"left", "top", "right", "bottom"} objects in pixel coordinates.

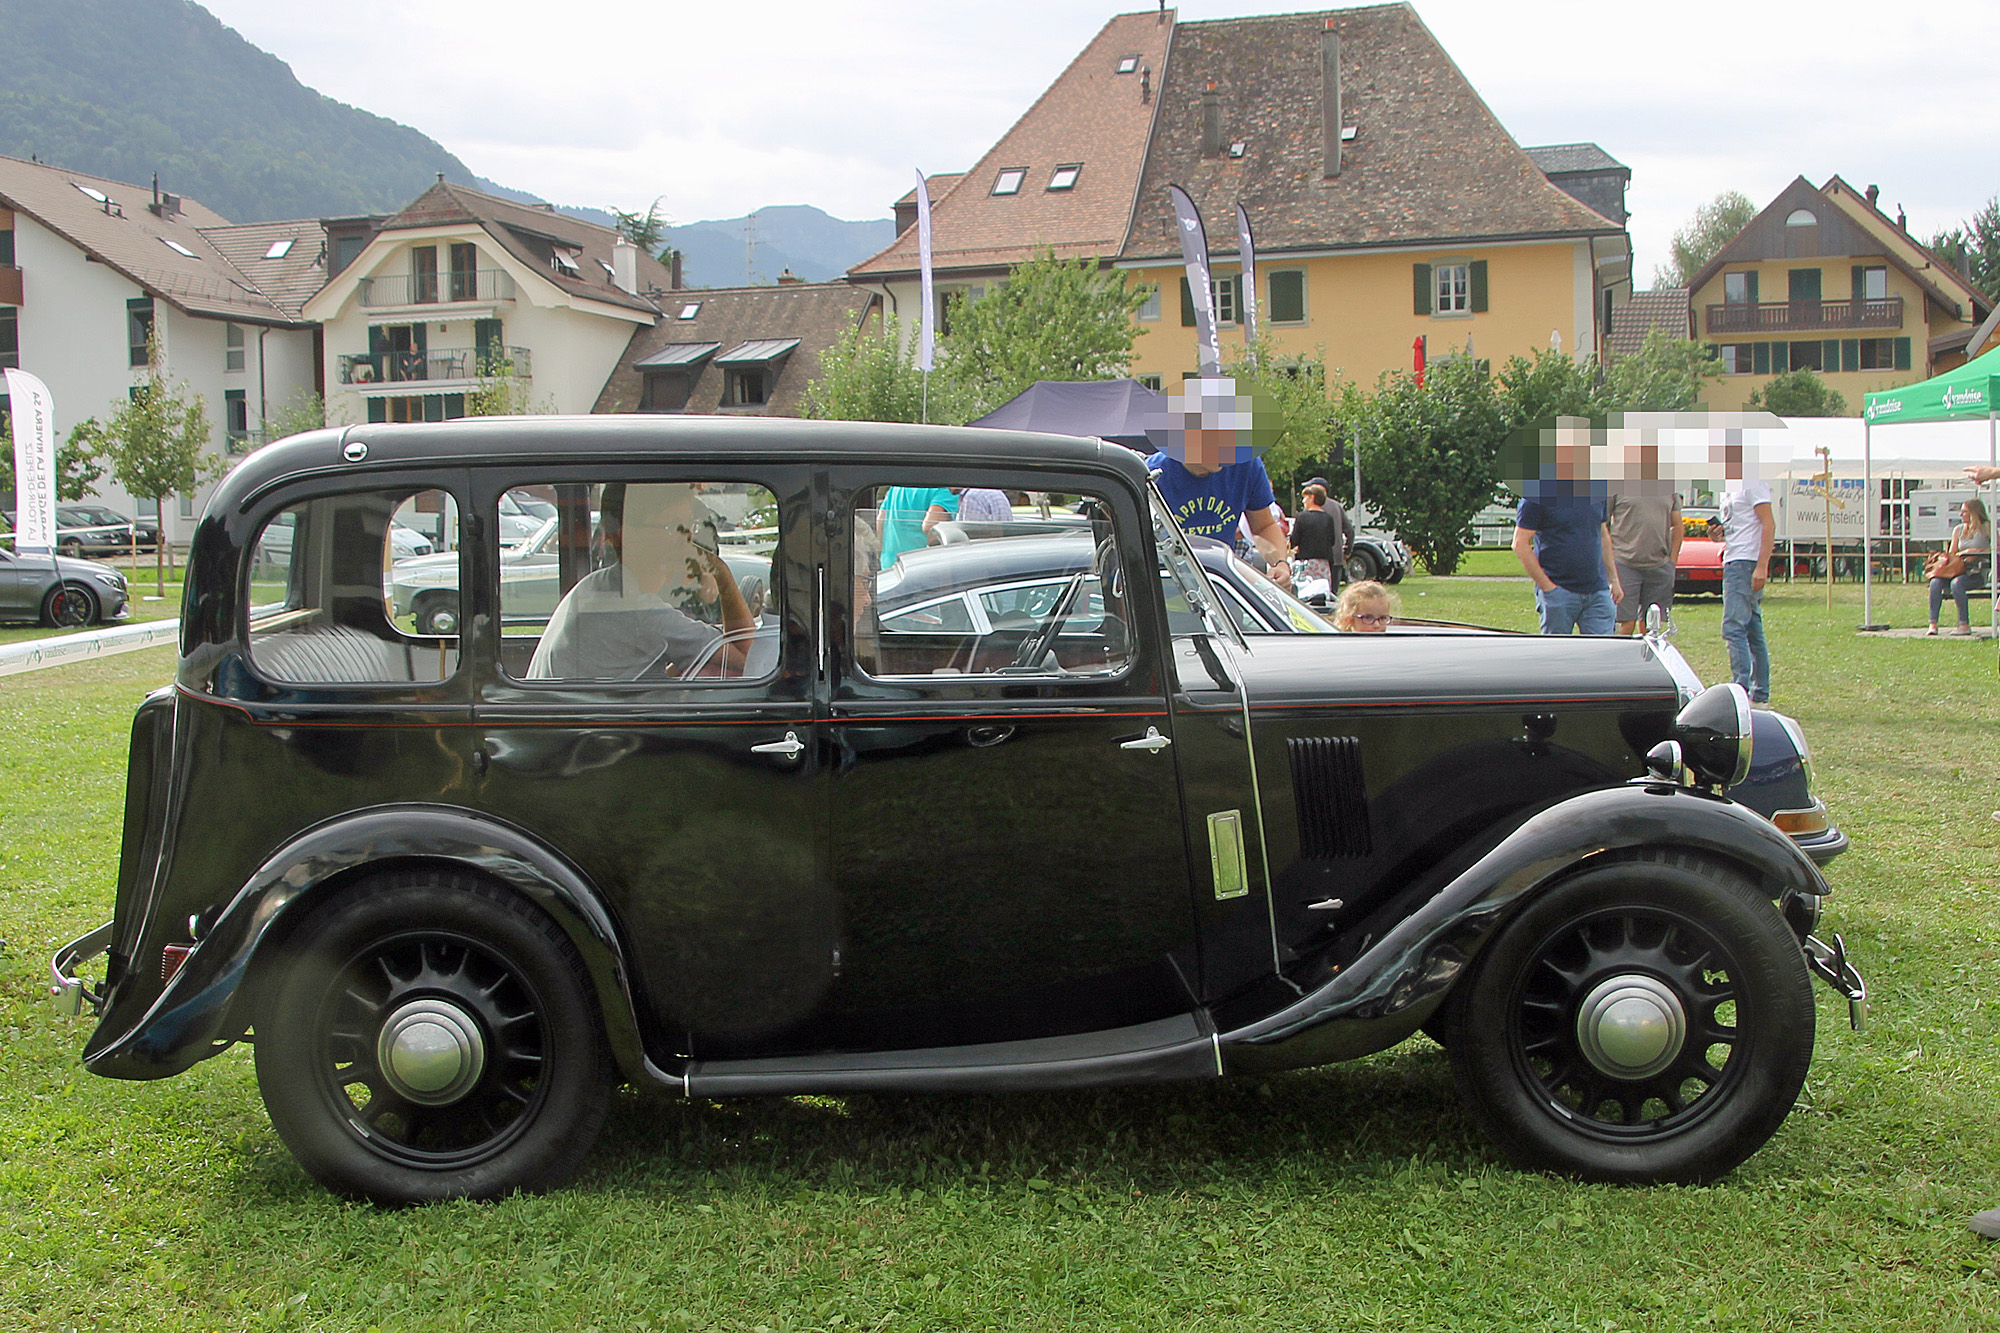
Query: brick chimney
[
  {"left": 1201, "top": 83, "right": 1223, "bottom": 157},
  {"left": 777, "top": 267, "right": 802, "bottom": 285},
  {"left": 1322, "top": 21, "right": 1342, "bottom": 179}
]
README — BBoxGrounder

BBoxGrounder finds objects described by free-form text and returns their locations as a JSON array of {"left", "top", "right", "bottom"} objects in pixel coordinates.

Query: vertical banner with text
[
  {"left": 914, "top": 169, "right": 936, "bottom": 375},
  {"left": 1235, "top": 203, "right": 1259, "bottom": 352},
  {"left": 4, "top": 368, "right": 58, "bottom": 554},
  {"left": 1168, "top": 185, "right": 1220, "bottom": 378}
]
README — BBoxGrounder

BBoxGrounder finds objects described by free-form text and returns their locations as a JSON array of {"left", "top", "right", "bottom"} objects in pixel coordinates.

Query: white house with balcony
[
  {"left": 303, "top": 180, "right": 674, "bottom": 425},
  {"left": 0, "top": 152, "right": 319, "bottom": 534}
]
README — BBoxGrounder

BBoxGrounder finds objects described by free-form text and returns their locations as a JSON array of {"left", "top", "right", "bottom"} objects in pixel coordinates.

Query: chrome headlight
[
  {"left": 1674, "top": 683, "right": 1752, "bottom": 789},
  {"left": 92, "top": 569, "right": 126, "bottom": 589}
]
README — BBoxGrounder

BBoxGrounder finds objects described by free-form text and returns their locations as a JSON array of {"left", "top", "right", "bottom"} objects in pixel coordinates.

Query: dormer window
[
  {"left": 1784, "top": 207, "right": 1819, "bottom": 259},
  {"left": 1116, "top": 54, "right": 1139, "bottom": 74},
  {"left": 1048, "top": 164, "right": 1082, "bottom": 192},
  {"left": 992, "top": 168, "right": 1026, "bottom": 196},
  {"left": 552, "top": 249, "right": 581, "bottom": 276}
]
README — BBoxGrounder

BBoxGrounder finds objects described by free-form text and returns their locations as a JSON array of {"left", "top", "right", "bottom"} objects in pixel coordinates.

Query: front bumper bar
[
  {"left": 1803, "top": 931, "right": 1868, "bottom": 1031},
  {"left": 50, "top": 921, "right": 113, "bottom": 1018}
]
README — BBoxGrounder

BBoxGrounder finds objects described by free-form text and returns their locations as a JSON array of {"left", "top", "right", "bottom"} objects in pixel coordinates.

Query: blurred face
[
  {"left": 619, "top": 484, "right": 711, "bottom": 598},
  {"left": 1180, "top": 426, "right": 1231, "bottom": 476},
  {"left": 1342, "top": 599, "right": 1391, "bottom": 632}
]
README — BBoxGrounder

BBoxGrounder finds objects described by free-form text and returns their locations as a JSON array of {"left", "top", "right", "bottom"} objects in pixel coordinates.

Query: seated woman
[
  {"left": 1334, "top": 579, "right": 1397, "bottom": 633},
  {"left": 1927, "top": 496, "right": 1991, "bottom": 636},
  {"left": 528, "top": 483, "right": 755, "bottom": 679}
]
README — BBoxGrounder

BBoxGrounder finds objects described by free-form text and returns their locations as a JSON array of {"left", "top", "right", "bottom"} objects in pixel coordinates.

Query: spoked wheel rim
[
  {"left": 1507, "top": 907, "right": 1748, "bottom": 1143},
  {"left": 49, "top": 586, "right": 94, "bottom": 627},
  {"left": 311, "top": 930, "right": 550, "bottom": 1171}
]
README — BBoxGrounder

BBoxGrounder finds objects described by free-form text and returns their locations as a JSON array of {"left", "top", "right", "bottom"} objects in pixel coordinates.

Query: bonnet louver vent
[{"left": 1288, "top": 735, "right": 1371, "bottom": 858}]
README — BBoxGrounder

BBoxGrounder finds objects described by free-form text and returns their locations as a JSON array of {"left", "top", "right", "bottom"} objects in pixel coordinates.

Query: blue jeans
[
  {"left": 1536, "top": 584, "right": 1616, "bottom": 635},
  {"left": 1721, "top": 560, "right": 1769, "bottom": 702},
  {"left": 1929, "top": 563, "right": 1988, "bottom": 626}
]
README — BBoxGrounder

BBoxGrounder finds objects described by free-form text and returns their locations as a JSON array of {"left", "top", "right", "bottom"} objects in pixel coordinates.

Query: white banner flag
[
  {"left": 4, "top": 368, "right": 58, "bottom": 555},
  {"left": 1168, "top": 185, "right": 1220, "bottom": 377},
  {"left": 1235, "top": 203, "right": 1259, "bottom": 350},
  {"left": 914, "top": 169, "right": 936, "bottom": 373}
]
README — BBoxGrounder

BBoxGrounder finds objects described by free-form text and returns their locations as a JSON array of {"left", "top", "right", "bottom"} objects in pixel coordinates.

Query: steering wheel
[{"left": 1010, "top": 572, "right": 1087, "bottom": 671}]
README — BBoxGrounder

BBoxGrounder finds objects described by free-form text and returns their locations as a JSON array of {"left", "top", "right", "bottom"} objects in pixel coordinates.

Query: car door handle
[
  {"left": 1120, "top": 726, "right": 1172, "bottom": 752},
  {"left": 751, "top": 731, "right": 806, "bottom": 759}
]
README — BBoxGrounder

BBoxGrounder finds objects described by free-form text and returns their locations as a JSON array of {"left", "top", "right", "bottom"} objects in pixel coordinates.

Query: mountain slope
[
  {"left": 668, "top": 206, "right": 896, "bottom": 288},
  {"left": 0, "top": 0, "right": 480, "bottom": 221}
]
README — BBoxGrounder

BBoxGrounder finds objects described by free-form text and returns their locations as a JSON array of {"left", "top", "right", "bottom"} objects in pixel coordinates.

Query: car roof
[{"left": 879, "top": 530, "right": 1234, "bottom": 605}]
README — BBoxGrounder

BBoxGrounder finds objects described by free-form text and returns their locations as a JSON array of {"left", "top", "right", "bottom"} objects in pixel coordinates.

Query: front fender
[
  {"left": 1218, "top": 781, "right": 1828, "bottom": 1072},
  {"left": 80, "top": 804, "right": 677, "bottom": 1090}
]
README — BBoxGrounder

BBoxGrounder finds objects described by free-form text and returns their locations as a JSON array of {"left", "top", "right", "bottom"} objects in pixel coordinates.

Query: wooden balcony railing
[{"left": 1705, "top": 296, "right": 1902, "bottom": 335}]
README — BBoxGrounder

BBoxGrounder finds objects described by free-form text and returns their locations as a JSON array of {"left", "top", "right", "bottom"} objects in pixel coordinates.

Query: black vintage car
[{"left": 53, "top": 417, "right": 1866, "bottom": 1204}]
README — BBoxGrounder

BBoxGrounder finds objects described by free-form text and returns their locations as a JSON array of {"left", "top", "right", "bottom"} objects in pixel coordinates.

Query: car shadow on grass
[{"left": 577, "top": 1041, "right": 1489, "bottom": 1198}]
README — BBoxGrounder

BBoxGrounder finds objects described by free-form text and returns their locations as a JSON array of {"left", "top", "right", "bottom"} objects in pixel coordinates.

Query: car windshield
[{"left": 1227, "top": 554, "right": 1335, "bottom": 633}]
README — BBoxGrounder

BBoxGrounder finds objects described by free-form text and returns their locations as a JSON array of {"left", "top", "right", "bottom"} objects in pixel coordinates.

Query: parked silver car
[{"left": 0, "top": 546, "right": 130, "bottom": 625}]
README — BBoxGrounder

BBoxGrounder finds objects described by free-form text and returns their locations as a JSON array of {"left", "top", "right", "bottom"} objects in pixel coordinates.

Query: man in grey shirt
[{"left": 1607, "top": 481, "right": 1683, "bottom": 635}]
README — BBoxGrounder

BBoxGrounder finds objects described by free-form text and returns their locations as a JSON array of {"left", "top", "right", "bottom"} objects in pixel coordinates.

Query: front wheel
[
  {"left": 254, "top": 870, "right": 612, "bottom": 1203},
  {"left": 42, "top": 582, "right": 98, "bottom": 627},
  {"left": 1344, "top": 549, "right": 1381, "bottom": 584},
  {"left": 1441, "top": 851, "right": 1813, "bottom": 1184}
]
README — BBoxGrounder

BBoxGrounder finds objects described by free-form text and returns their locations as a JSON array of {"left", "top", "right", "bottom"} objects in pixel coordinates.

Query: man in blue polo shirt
[
  {"left": 1146, "top": 377, "right": 1292, "bottom": 585},
  {"left": 1511, "top": 426, "right": 1623, "bottom": 635}
]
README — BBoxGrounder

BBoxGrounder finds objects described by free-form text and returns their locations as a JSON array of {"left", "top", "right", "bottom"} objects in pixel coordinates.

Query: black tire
[
  {"left": 253, "top": 870, "right": 612, "bottom": 1203},
  {"left": 1384, "top": 561, "right": 1406, "bottom": 585},
  {"left": 1344, "top": 549, "right": 1381, "bottom": 584},
  {"left": 414, "top": 593, "right": 461, "bottom": 636},
  {"left": 42, "top": 582, "right": 98, "bottom": 627},
  {"left": 1441, "top": 851, "right": 1813, "bottom": 1184}
]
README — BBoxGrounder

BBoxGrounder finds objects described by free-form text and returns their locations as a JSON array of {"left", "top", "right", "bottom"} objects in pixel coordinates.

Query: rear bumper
[{"left": 49, "top": 921, "right": 113, "bottom": 1017}]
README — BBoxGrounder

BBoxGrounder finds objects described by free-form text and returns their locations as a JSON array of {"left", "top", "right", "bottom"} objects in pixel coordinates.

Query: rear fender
[
  {"left": 81, "top": 804, "right": 675, "bottom": 1089},
  {"left": 1218, "top": 781, "right": 1827, "bottom": 1071}
]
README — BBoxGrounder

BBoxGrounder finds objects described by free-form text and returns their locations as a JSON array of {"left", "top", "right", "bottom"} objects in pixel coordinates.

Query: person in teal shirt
[{"left": 878, "top": 486, "right": 960, "bottom": 570}]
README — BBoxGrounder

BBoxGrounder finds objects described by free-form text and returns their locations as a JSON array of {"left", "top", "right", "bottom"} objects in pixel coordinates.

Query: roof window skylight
[
  {"left": 1116, "top": 55, "right": 1139, "bottom": 74},
  {"left": 263, "top": 237, "right": 295, "bottom": 259},
  {"left": 552, "top": 250, "right": 581, "bottom": 275},
  {"left": 160, "top": 237, "right": 197, "bottom": 258},
  {"left": 677, "top": 302, "right": 702, "bottom": 319},
  {"left": 1048, "top": 164, "right": 1082, "bottom": 191},
  {"left": 72, "top": 183, "right": 110, "bottom": 204},
  {"left": 598, "top": 259, "right": 617, "bottom": 278},
  {"left": 992, "top": 168, "right": 1026, "bottom": 196}
]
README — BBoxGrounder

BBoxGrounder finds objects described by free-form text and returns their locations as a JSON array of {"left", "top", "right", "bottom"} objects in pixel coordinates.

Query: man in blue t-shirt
[
  {"left": 1145, "top": 378, "right": 1291, "bottom": 585},
  {"left": 878, "top": 486, "right": 960, "bottom": 570},
  {"left": 1513, "top": 461, "right": 1623, "bottom": 636}
]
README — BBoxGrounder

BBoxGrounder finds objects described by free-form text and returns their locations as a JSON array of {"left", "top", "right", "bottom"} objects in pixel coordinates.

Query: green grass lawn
[{"left": 4, "top": 573, "right": 1999, "bottom": 1331}]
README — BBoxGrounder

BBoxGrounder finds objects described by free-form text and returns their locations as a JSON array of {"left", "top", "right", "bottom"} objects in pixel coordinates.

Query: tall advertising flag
[
  {"left": 1235, "top": 203, "right": 1259, "bottom": 351},
  {"left": 1168, "top": 185, "right": 1220, "bottom": 377},
  {"left": 4, "top": 368, "right": 58, "bottom": 555},
  {"left": 914, "top": 169, "right": 936, "bottom": 375}
]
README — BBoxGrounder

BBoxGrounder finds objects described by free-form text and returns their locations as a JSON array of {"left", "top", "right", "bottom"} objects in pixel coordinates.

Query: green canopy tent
[{"left": 1862, "top": 344, "right": 2000, "bottom": 631}]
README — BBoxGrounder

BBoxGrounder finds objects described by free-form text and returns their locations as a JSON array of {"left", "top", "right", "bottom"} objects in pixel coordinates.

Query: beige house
[
  {"left": 303, "top": 181, "right": 675, "bottom": 424},
  {"left": 1690, "top": 176, "right": 1991, "bottom": 411}
]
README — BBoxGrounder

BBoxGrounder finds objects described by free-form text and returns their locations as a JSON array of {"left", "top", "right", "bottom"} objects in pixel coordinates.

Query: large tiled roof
[
  {"left": 201, "top": 220, "right": 331, "bottom": 316},
  {"left": 0, "top": 152, "right": 313, "bottom": 324},
  {"left": 593, "top": 281, "right": 878, "bottom": 417},
  {"left": 382, "top": 180, "right": 674, "bottom": 315},
  {"left": 1609, "top": 289, "right": 1690, "bottom": 357},
  {"left": 1120, "top": 5, "right": 1622, "bottom": 262},
  {"left": 851, "top": 10, "right": 1175, "bottom": 278},
  {"left": 1525, "top": 143, "right": 1627, "bottom": 176}
]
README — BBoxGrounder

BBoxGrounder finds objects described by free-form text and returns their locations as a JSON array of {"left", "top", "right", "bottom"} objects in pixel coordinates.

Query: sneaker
[
  {"left": 1926, "top": 625, "right": 1940, "bottom": 636},
  {"left": 1953, "top": 626, "right": 1973, "bottom": 636},
  {"left": 1972, "top": 1208, "right": 2000, "bottom": 1239}
]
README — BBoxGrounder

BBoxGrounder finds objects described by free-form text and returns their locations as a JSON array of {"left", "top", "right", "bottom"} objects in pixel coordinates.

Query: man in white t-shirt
[{"left": 1719, "top": 473, "right": 1776, "bottom": 707}]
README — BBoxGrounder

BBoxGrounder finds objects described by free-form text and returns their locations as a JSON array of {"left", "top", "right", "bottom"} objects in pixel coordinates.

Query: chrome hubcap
[
  {"left": 1575, "top": 973, "right": 1686, "bottom": 1080},
  {"left": 377, "top": 999, "right": 486, "bottom": 1105}
]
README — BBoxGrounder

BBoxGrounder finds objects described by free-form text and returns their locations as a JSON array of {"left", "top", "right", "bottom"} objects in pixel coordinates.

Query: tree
[
  {"left": 611, "top": 197, "right": 678, "bottom": 266},
  {"left": 1654, "top": 191, "right": 1758, "bottom": 289},
  {"left": 463, "top": 354, "right": 550, "bottom": 417},
  {"left": 1603, "top": 328, "right": 1724, "bottom": 412},
  {"left": 0, "top": 412, "right": 106, "bottom": 503},
  {"left": 1747, "top": 369, "right": 1849, "bottom": 417},
  {"left": 265, "top": 388, "right": 327, "bottom": 444},
  {"left": 1497, "top": 346, "right": 1608, "bottom": 426},
  {"left": 1930, "top": 197, "right": 2000, "bottom": 303},
  {"left": 71, "top": 352, "right": 216, "bottom": 596},
  {"left": 799, "top": 314, "right": 978, "bottom": 425},
  {"left": 940, "top": 248, "right": 1150, "bottom": 412},
  {"left": 1219, "top": 339, "right": 1340, "bottom": 488},
  {"left": 1345, "top": 357, "right": 1507, "bottom": 576}
]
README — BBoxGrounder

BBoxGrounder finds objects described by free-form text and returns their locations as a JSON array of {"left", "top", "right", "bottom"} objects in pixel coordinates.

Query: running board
[{"left": 684, "top": 1013, "right": 1219, "bottom": 1098}]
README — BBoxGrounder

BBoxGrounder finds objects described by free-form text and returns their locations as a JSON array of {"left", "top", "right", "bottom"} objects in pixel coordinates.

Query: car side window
[
  {"left": 494, "top": 480, "right": 779, "bottom": 684},
  {"left": 853, "top": 484, "right": 1132, "bottom": 679},
  {"left": 246, "top": 489, "right": 459, "bottom": 684}
]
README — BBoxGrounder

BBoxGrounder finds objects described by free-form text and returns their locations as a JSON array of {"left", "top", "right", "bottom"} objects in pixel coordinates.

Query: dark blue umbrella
[{"left": 968, "top": 380, "right": 1166, "bottom": 451}]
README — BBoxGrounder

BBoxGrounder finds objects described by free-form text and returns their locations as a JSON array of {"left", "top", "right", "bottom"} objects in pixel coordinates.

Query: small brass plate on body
[{"left": 1208, "top": 809, "right": 1248, "bottom": 900}]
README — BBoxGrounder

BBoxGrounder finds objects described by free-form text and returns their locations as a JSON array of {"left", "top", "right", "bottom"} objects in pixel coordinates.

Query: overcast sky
[{"left": 198, "top": 1, "right": 1998, "bottom": 287}]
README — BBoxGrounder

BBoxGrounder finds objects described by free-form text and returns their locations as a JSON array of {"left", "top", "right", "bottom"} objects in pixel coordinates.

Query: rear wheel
[
  {"left": 1344, "top": 548, "right": 1381, "bottom": 584},
  {"left": 1442, "top": 851, "right": 1812, "bottom": 1184},
  {"left": 59, "top": 536, "right": 85, "bottom": 559},
  {"left": 254, "top": 870, "right": 612, "bottom": 1203},
  {"left": 414, "top": 592, "right": 461, "bottom": 636},
  {"left": 42, "top": 582, "right": 98, "bottom": 627}
]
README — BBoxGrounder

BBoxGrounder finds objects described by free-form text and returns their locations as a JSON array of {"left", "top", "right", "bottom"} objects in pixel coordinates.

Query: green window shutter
[
  {"left": 1753, "top": 341, "right": 1771, "bottom": 375},
  {"left": 1894, "top": 337, "right": 1911, "bottom": 370},
  {"left": 411, "top": 322, "right": 427, "bottom": 356},
  {"left": 1824, "top": 339, "right": 1840, "bottom": 370},
  {"left": 1180, "top": 277, "right": 1196, "bottom": 327},
  {"left": 444, "top": 394, "right": 465, "bottom": 420},
  {"left": 368, "top": 325, "right": 388, "bottom": 356},
  {"left": 1745, "top": 271, "right": 1759, "bottom": 305},
  {"left": 1413, "top": 263, "right": 1432, "bottom": 315},
  {"left": 1469, "top": 260, "right": 1488, "bottom": 312},
  {"left": 1842, "top": 339, "right": 1859, "bottom": 372},
  {"left": 1269, "top": 270, "right": 1305, "bottom": 323},
  {"left": 365, "top": 397, "right": 385, "bottom": 423},
  {"left": 1851, "top": 266, "right": 1866, "bottom": 302}
]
